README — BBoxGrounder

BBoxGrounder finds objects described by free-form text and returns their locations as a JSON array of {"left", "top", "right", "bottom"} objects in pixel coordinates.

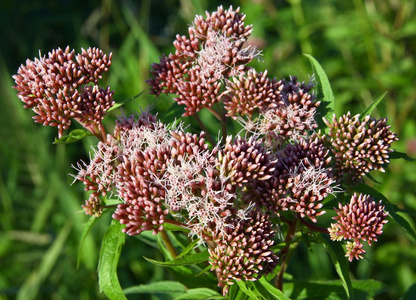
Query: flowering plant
[{"left": 12, "top": 5, "right": 415, "bottom": 300}]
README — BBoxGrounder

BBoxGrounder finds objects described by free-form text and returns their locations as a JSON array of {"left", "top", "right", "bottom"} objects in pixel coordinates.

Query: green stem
[
  {"left": 299, "top": 218, "right": 328, "bottom": 234},
  {"left": 193, "top": 113, "right": 216, "bottom": 146},
  {"left": 160, "top": 230, "right": 177, "bottom": 258},
  {"left": 207, "top": 106, "right": 222, "bottom": 121},
  {"left": 276, "top": 218, "right": 298, "bottom": 290}
]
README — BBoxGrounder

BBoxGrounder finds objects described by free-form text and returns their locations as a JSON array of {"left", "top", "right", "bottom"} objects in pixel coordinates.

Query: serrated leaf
[
  {"left": 258, "top": 277, "right": 291, "bottom": 300},
  {"left": 321, "top": 236, "right": 354, "bottom": 300},
  {"left": 360, "top": 91, "right": 387, "bottom": 120},
  {"left": 304, "top": 54, "right": 335, "bottom": 132},
  {"left": 123, "top": 281, "right": 186, "bottom": 296},
  {"left": 229, "top": 283, "right": 248, "bottom": 300},
  {"left": 389, "top": 151, "right": 416, "bottom": 161},
  {"left": 53, "top": 129, "right": 92, "bottom": 144},
  {"left": 173, "top": 288, "right": 223, "bottom": 300},
  {"left": 144, "top": 251, "right": 209, "bottom": 267},
  {"left": 354, "top": 183, "right": 416, "bottom": 240},
  {"left": 98, "top": 220, "right": 126, "bottom": 300}
]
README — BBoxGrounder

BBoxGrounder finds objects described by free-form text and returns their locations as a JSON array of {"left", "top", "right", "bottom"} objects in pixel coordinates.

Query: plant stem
[
  {"left": 276, "top": 218, "right": 298, "bottom": 290},
  {"left": 299, "top": 218, "right": 328, "bottom": 234},
  {"left": 193, "top": 113, "right": 216, "bottom": 146},
  {"left": 207, "top": 106, "right": 222, "bottom": 121},
  {"left": 160, "top": 230, "right": 178, "bottom": 258}
]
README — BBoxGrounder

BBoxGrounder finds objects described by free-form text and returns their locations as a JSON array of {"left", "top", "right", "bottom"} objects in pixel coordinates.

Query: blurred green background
[{"left": 0, "top": 0, "right": 415, "bottom": 299}]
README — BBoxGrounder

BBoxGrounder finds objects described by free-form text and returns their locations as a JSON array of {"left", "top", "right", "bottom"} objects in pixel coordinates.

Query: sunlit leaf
[
  {"left": 144, "top": 251, "right": 209, "bottom": 267},
  {"left": 98, "top": 220, "right": 126, "bottom": 300},
  {"left": 53, "top": 129, "right": 92, "bottom": 144},
  {"left": 173, "top": 287, "right": 223, "bottom": 300},
  {"left": 304, "top": 54, "right": 335, "bottom": 132},
  {"left": 258, "top": 277, "right": 291, "bottom": 300},
  {"left": 123, "top": 280, "right": 186, "bottom": 296},
  {"left": 360, "top": 91, "right": 387, "bottom": 120},
  {"left": 321, "top": 236, "right": 354, "bottom": 299},
  {"left": 236, "top": 280, "right": 260, "bottom": 300}
]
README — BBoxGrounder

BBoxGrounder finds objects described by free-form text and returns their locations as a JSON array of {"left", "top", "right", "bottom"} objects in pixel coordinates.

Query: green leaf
[
  {"left": 284, "top": 279, "right": 383, "bottom": 300},
  {"left": 107, "top": 91, "right": 144, "bottom": 113},
  {"left": 236, "top": 280, "right": 261, "bottom": 300},
  {"left": 389, "top": 151, "right": 416, "bottom": 161},
  {"left": 321, "top": 236, "right": 354, "bottom": 300},
  {"left": 402, "top": 283, "right": 416, "bottom": 300},
  {"left": 195, "top": 264, "right": 212, "bottom": 277},
  {"left": 98, "top": 220, "right": 126, "bottom": 300},
  {"left": 258, "top": 277, "right": 291, "bottom": 300},
  {"left": 173, "top": 288, "right": 223, "bottom": 300},
  {"left": 53, "top": 129, "right": 92, "bottom": 144},
  {"left": 144, "top": 251, "right": 209, "bottom": 267},
  {"left": 360, "top": 91, "right": 387, "bottom": 120},
  {"left": 163, "top": 222, "right": 191, "bottom": 233},
  {"left": 304, "top": 54, "right": 335, "bottom": 132},
  {"left": 365, "top": 172, "right": 382, "bottom": 184},
  {"left": 159, "top": 100, "right": 186, "bottom": 124},
  {"left": 123, "top": 281, "right": 186, "bottom": 296},
  {"left": 176, "top": 239, "right": 199, "bottom": 259},
  {"left": 354, "top": 183, "right": 416, "bottom": 240},
  {"left": 229, "top": 283, "right": 248, "bottom": 300},
  {"left": 77, "top": 215, "right": 100, "bottom": 268}
]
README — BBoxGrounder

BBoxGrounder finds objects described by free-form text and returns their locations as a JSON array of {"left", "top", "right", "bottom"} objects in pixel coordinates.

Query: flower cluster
[
  {"left": 323, "top": 112, "right": 398, "bottom": 184},
  {"left": 13, "top": 46, "right": 113, "bottom": 137},
  {"left": 328, "top": 193, "right": 388, "bottom": 261},
  {"left": 209, "top": 209, "right": 278, "bottom": 295},
  {"left": 147, "top": 5, "right": 259, "bottom": 116},
  {"left": 244, "top": 135, "right": 335, "bottom": 222},
  {"left": 12, "top": 5, "right": 402, "bottom": 296}
]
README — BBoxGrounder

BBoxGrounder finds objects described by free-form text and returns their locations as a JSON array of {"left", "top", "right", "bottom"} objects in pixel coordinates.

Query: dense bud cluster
[
  {"left": 323, "top": 112, "right": 398, "bottom": 184},
  {"left": 209, "top": 209, "right": 279, "bottom": 295},
  {"left": 13, "top": 46, "right": 113, "bottom": 137},
  {"left": 245, "top": 135, "right": 334, "bottom": 222},
  {"left": 329, "top": 193, "right": 388, "bottom": 261},
  {"left": 146, "top": 5, "right": 260, "bottom": 116}
]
